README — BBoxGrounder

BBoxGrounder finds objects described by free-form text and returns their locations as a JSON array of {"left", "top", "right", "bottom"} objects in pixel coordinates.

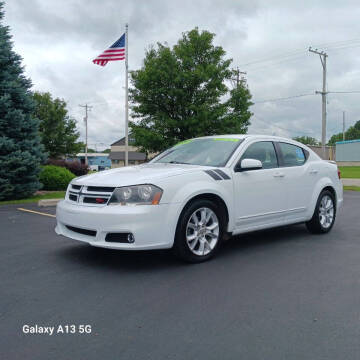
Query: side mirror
[{"left": 235, "top": 158, "right": 263, "bottom": 172}]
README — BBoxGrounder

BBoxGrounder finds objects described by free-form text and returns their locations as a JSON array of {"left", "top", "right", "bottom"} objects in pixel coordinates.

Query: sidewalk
[{"left": 342, "top": 179, "right": 360, "bottom": 186}]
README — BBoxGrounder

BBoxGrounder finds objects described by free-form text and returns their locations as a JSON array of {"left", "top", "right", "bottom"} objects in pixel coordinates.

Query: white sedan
[{"left": 55, "top": 135, "right": 343, "bottom": 262}]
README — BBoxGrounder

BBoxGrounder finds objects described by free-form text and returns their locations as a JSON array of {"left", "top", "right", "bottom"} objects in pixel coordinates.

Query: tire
[
  {"left": 306, "top": 190, "right": 336, "bottom": 234},
  {"left": 172, "top": 199, "right": 226, "bottom": 263}
]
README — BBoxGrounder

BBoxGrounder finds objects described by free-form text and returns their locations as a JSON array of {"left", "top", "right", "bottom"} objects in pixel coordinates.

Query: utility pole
[
  {"left": 79, "top": 104, "right": 92, "bottom": 166},
  {"left": 231, "top": 67, "right": 247, "bottom": 112},
  {"left": 309, "top": 47, "right": 328, "bottom": 159},
  {"left": 342, "top": 111, "right": 346, "bottom": 141},
  {"left": 232, "top": 67, "right": 247, "bottom": 88}
]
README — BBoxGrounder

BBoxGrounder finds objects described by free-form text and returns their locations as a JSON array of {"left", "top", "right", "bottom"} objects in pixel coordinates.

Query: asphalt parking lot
[{"left": 1, "top": 191, "right": 360, "bottom": 360}]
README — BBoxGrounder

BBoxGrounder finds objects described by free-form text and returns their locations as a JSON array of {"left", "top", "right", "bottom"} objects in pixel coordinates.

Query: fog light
[
  {"left": 127, "top": 233, "right": 135, "bottom": 243},
  {"left": 105, "top": 232, "right": 135, "bottom": 243}
]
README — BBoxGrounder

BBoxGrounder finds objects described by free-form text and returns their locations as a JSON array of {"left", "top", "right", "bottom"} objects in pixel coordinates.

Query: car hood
[{"left": 72, "top": 163, "right": 209, "bottom": 187}]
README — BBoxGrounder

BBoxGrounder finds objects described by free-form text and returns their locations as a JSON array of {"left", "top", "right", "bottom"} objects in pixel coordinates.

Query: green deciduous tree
[
  {"left": 129, "top": 28, "right": 253, "bottom": 153},
  {"left": 327, "top": 133, "right": 343, "bottom": 146},
  {"left": 293, "top": 136, "right": 319, "bottom": 146},
  {"left": 0, "top": 2, "right": 45, "bottom": 200},
  {"left": 33, "top": 91, "right": 82, "bottom": 158},
  {"left": 328, "top": 120, "right": 360, "bottom": 145},
  {"left": 76, "top": 142, "right": 96, "bottom": 153}
]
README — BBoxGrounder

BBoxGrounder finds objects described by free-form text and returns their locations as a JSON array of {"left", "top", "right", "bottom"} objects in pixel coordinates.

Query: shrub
[
  {"left": 46, "top": 159, "right": 89, "bottom": 176},
  {"left": 39, "top": 165, "right": 76, "bottom": 190},
  {"left": 65, "top": 161, "right": 89, "bottom": 176}
]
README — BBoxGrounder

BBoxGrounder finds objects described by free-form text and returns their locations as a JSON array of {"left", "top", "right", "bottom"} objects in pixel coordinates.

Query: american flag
[{"left": 93, "top": 34, "right": 125, "bottom": 66}]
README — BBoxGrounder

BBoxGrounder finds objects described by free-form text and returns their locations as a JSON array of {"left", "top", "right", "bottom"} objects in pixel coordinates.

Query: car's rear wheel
[
  {"left": 173, "top": 199, "right": 225, "bottom": 263},
  {"left": 306, "top": 190, "right": 336, "bottom": 234}
]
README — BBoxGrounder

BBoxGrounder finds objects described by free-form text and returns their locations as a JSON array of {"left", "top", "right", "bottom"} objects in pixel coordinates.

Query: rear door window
[{"left": 278, "top": 143, "right": 306, "bottom": 167}]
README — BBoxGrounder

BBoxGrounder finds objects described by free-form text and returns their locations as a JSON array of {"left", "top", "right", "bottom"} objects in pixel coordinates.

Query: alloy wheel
[
  {"left": 186, "top": 207, "right": 219, "bottom": 256},
  {"left": 319, "top": 195, "right": 334, "bottom": 229}
]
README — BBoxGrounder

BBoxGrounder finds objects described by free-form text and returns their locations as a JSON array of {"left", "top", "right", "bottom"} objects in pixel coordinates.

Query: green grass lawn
[
  {"left": 0, "top": 191, "right": 66, "bottom": 205},
  {"left": 339, "top": 166, "right": 360, "bottom": 179},
  {"left": 343, "top": 186, "right": 360, "bottom": 192}
]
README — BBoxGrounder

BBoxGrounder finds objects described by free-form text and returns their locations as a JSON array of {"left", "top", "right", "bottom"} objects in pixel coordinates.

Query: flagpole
[{"left": 125, "top": 23, "right": 129, "bottom": 166}]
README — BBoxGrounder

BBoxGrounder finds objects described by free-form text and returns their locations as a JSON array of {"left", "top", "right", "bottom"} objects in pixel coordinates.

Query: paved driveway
[
  {"left": 1, "top": 191, "right": 360, "bottom": 360},
  {"left": 342, "top": 178, "right": 360, "bottom": 186}
]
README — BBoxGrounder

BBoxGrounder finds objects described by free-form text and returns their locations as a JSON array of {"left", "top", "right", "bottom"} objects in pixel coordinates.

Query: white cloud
[{"left": 4, "top": 0, "right": 360, "bottom": 149}]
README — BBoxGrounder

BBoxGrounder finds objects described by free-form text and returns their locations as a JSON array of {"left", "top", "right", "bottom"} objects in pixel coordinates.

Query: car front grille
[
  {"left": 83, "top": 197, "right": 107, "bottom": 204},
  {"left": 87, "top": 186, "right": 115, "bottom": 193},
  {"left": 67, "top": 185, "right": 114, "bottom": 206}
]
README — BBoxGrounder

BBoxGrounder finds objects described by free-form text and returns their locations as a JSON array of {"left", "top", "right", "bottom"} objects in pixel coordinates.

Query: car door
[
  {"left": 232, "top": 141, "right": 288, "bottom": 231},
  {"left": 274, "top": 142, "right": 314, "bottom": 222}
]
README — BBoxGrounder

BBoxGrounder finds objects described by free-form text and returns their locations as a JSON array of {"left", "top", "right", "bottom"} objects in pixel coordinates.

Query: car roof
[
  {"left": 195, "top": 134, "right": 300, "bottom": 143},
  {"left": 189, "top": 134, "right": 320, "bottom": 164}
]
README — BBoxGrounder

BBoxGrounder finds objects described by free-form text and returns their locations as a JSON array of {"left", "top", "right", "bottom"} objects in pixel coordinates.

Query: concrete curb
[
  {"left": 342, "top": 179, "right": 360, "bottom": 186},
  {"left": 38, "top": 199, "right": 61, "bottom": 207}
]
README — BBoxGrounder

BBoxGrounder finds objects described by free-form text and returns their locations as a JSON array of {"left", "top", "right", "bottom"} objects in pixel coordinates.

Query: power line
[
  {"left": 86, "top": 100, "right": 119, "bottom": 106},
  {"left": 253, "top": 92, "right": 315, "bottom": 104},
  {"left": 253, "top": 90, "right": 360, "bottom": 104},
  {"left": 328, "top": 91, "right": 360, "bottom": 94},
  {"left": 252, "top": 114, "right": 316, "bottom": 136},
  {"left": 238, "top": 38, "right": 360, "bottom": 70},
  {"left": 245, "top": 55, "right": 308, "bottom": 72},
  {"left": 315, "top": 38, "right": 360, "bottom": 48},
  {"left": 239, "top": 50, "right": 307, "bottom": 67},
  {"left": 323, "top": 43, "right": 360, "bottom": 52}
]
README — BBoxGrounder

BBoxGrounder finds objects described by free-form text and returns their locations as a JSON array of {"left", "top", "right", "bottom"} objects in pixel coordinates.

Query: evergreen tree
[{"left": 0, "top": 2, "right": 45, "bottom": 200}]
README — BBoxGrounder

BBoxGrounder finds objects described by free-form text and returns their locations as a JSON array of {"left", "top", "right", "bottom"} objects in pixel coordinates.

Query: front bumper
[{"left": 55, "top": 200, "right": 180, "bottom": 250}]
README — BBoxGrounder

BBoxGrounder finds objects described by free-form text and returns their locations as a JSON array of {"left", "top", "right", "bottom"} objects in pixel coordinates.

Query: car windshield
[{"left": 152, "top": 138, "right": 243, "bottom": 167}]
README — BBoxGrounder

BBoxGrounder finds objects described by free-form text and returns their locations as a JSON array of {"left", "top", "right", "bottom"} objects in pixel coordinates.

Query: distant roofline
[
  {"left": 111, "top": 137, "right": 125, "bottom": 146},
  {"left": 111, "top": 133, "right": 135, "bottom": 146},
  {"left": 76, "top": 153, "right": 109, "bottom": 157}
]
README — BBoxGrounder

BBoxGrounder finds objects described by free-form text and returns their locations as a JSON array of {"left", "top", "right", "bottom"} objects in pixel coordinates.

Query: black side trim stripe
[
  {"left": 204, "top": 170, "right": 222, "bottom": 180},
  {"left": 213, "top": 169, "right": 230, "bottom": 180},
  {"left": 204, "top": 169, "right": 231, "bottom": 180}
]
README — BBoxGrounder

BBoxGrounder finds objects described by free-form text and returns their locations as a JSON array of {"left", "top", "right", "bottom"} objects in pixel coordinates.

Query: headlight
[{"left": 108, "top": 185, "right": 163, "bottom": 206}]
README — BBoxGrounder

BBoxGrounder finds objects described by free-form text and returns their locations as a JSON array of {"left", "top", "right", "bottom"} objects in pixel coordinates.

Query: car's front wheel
[
  {"left": 173, "top": 199, "right": 225, "bottom": 263},
  {"left": 306, "top": 190, "right": 336, "bottom": 234}
]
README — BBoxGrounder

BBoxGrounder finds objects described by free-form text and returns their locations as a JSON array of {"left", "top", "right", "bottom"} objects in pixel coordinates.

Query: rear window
[{"left": 278, "top": 143, "right": 306, "bottom": 167}]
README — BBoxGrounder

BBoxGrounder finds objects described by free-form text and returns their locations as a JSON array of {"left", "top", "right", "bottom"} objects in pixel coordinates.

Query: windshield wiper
[{"left": 168, "top": 161, "right": 192, "bottom": 165}]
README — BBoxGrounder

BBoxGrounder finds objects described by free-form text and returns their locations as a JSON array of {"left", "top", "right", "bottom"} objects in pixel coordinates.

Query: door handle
[
  {"left": 273, "top": 172, "right": 285, "bottom": 178},
  {"left": 309, "top": 169, "right": 318, "bottom": 174}
]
